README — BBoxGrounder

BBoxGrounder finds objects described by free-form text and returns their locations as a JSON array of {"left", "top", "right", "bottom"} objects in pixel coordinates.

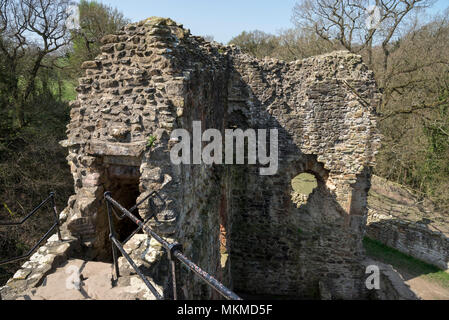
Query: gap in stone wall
[
  {"left": 104, "top": 164, "right": 143, "bottom": 247},
  {"left": 291, "top": 172, "right": 319, "bottom": 208}
]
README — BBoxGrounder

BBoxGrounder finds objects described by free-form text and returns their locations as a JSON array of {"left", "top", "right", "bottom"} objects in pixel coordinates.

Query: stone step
[{"left": 15, "top": 259, "right": 160, "bottom": 300}]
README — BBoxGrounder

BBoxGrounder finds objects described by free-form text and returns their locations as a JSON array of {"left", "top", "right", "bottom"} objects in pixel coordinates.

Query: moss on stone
[{"left": 142, "top": 16, "right": 178, "bottom": 27}]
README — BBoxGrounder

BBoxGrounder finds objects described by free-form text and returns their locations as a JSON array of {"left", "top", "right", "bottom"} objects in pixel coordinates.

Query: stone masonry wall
[
  {"left": 367, "top": 215, "right": 449, "bottom": 271},
  {"left": 367, "top": 175, "right": 449, "bottom": 271},
  {"left": 55, "top": 17, "right": 381, "bottom": 299},
  {"left": 226, "top": 52, "right": 380, "bottom": 299}
]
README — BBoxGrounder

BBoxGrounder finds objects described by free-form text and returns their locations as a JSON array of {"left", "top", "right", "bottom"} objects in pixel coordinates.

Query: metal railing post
[
  {"left": 168, "top": 243, "right": 182, "bottom": 300},
  {"left": 0, "top": 193, "right": 61, "bottom": 268},
  {"left": 50, "top": 192, "right": 62, "bottom": 241},
  {"left": 105, "top": 192, "right": 120, "bottom": 281},
  {"left": 111, "top": 237, "right": 163, "bottom": 300},
  {"left": 103, "top": 193, "right": 242, "bottom": 300},
  {"left": 170, "top": 260, "right": 177, "bottom": 300}
]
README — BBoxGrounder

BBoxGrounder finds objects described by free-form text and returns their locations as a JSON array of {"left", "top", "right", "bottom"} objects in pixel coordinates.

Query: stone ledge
[
  {"left": 87, "top": 140, "right": 146, "bottom": 157},
  {"left": 0, "top": 235, "right": 80, "bottom": 300},
  {"left": 59, "top": 139, "right": 85, "bottom": 148}
]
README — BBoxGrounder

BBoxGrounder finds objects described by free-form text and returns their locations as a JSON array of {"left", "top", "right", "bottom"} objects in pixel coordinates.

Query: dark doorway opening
[{"left": 105, "top": 165, "right": 143, "bottom": 243}]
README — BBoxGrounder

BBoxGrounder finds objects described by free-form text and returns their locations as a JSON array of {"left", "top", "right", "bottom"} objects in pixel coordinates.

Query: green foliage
[
  {"left": 147, "top": 135, "right": 157, "bottom": 149},
  {"left": 0, "top": 95, "right": 73, "bottom": 286},
  {"left": 416, "top": 93, "right": 449, "bottom": 201},
  {"left": 67, "top": 0, "right": 130, "bottom": 77},
  {"left": 0, "top": 0, "right": 129, "bottom": 286},
  {"left": 229, "top": 30, "right": 279, "bottom": 59}
]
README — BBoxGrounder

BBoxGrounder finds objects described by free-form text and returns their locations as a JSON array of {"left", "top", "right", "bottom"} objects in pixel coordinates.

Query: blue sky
[{"left": 96, "top": 0, "right": 448, "bottom": 44}]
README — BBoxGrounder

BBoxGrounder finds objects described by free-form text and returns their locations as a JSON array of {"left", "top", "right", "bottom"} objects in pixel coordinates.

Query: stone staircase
[
  {"left": 15, "top": 259, "right": 158, "bottom": 300},
  {"left": 1, "top": 233, "right": 163, "bottom": 300}
]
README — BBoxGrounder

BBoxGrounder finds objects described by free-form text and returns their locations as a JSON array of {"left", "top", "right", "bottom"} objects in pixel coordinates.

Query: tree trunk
[
  {"left": 58, "top": 78, "right": 62, "bottom": 101},
  {"left": 11, "top": 84, "right": 24, "bottom": 129},
  {"left": 14, "top": 100, "right": 25, "bottom": 128}
]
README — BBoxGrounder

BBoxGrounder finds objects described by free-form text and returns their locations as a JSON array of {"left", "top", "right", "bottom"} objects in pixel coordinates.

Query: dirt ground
[{"left": 401, "top": 271, "right": 449, "bottom": 300}]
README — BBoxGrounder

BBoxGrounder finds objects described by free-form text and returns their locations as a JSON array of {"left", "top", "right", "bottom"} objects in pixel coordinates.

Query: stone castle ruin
[{"left": 3, "top": 17, "right": 382, "bottom": 300}]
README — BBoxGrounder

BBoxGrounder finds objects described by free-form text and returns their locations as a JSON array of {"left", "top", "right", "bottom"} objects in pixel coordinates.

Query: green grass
[
  {"left": 363, "top": 237, "right": 449, "bottom": 288},
  {"left": 291, "top": 173, "right": 317, "bottom": 195},
  {"left": 49, "top": 79, "right": 77, "bottom": 101},
  {"left": 61, "top": 80, "right": 77, "bottom": 101}
]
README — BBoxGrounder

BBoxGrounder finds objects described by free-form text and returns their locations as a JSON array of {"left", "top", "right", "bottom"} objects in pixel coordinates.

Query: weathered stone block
[
  {"left": 101, "top": 34, "right": 119, "bottom": 44},
  {"left": 81, "top": 61, "right": 101, "bottom": 69}
]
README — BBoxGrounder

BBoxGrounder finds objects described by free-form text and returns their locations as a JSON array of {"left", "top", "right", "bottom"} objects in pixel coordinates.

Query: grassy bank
[{"left": 363, "top": 237, "right": 449, "bottom": 288}]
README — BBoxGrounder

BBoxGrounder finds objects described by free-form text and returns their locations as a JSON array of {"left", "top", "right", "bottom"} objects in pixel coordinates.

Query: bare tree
[
  {"left": 292, "top": 1, "right": 449, "bottom": 203},
  {"left": 0, "top": 0, "right": 72, "bottom": 128},
  {"left": 292, "top": 1, "right": 448, "bottom": 112},
  {"left": 276, "top": 28, "right": 336, "bottom": 61},
  {"left": 292, "top": 0, "right": 434, "bottom": 70},
  {"left": 378, "top": 11, "right": 449, "bottom": 115}
]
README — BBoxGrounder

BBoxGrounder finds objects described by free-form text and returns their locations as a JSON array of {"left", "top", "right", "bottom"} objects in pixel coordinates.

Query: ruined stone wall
[
  {"left": 226, "top": 52, "right": 380, "bottom": 299},
  {"left": 367, "top": 176, "right": 449, "bottom": 271},
  {"left": 367, "top": 215, "right": 449, "bottom": 271},
  {"left": 60, "top": 17, "right": 235, "bottom": 298},
  {"left": 58, "top": 17, "right": 381, "bottom": 300}
]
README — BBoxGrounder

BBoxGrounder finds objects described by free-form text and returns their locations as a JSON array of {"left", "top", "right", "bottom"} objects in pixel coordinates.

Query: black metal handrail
[
  {"left": 120, "top": 191, "right": 165, "bottom": 246},
  {"left": 0, "top": 192, "right": 62, "bottom": 300},
  {"left": 0, "top": 192, "right": 62, "bottom": 266},
  {"left": 104, "top": 192, "right": 242, "bottom": 301}
]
